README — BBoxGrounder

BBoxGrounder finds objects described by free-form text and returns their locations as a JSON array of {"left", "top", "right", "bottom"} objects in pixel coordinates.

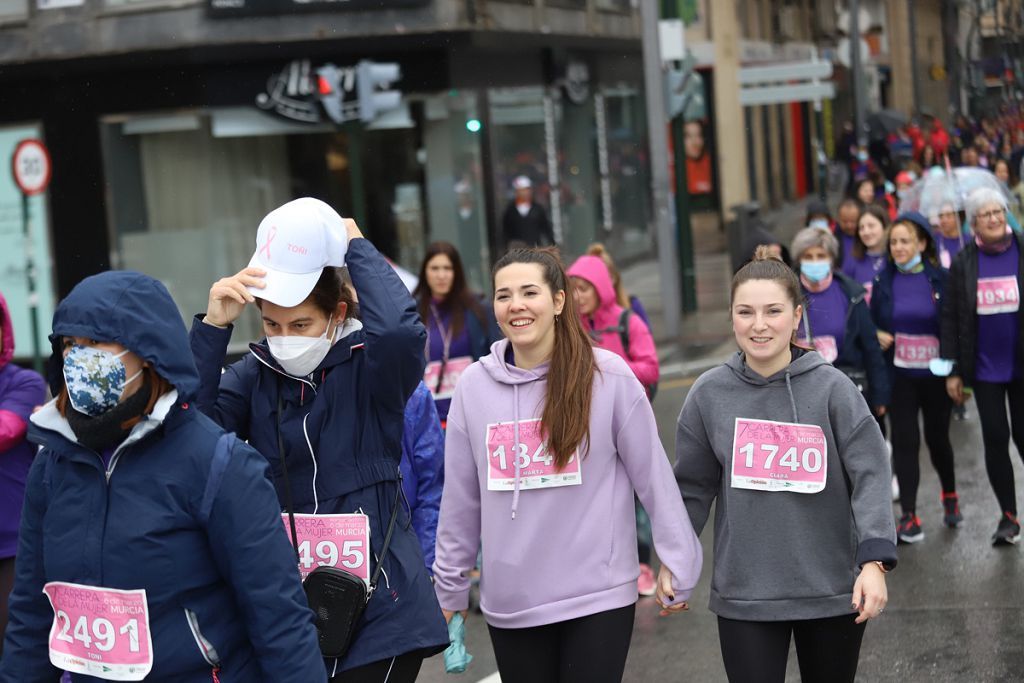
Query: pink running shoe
[{"left": 637, "top": 563, "right": 656, "bottom": 597}]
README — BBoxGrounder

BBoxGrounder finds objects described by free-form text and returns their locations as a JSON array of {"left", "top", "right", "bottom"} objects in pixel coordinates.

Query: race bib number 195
[
  {"left": 486, "top": 419, "right": 581, "bottom": 491},
  {"left": 731, "top": 418, "right": 828, "bottom": 494}
]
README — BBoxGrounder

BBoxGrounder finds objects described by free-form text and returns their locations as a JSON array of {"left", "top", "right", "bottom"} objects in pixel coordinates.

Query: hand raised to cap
[
  {"left": 343, "top": 218, "right": 364, "bottom": 244},
  {"left": 204, "top": 267, "right": 267, "bottom": 328}
]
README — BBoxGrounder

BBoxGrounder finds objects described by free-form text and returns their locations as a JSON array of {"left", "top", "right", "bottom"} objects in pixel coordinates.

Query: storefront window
[
  {"left": 601, "top": 86, "right": 652, "bottom": 261},
  {"left": 0, "top": 0, "right": 28, "bottom": 21},
  {"left": 422, "top": 91, "right": 491, "bottom": 293},
  {"left": 488, "top": 87, "right": 552, "bottom": 250},
  {"left": 554, "top": 88, "right": 601, "bottom": 258}
]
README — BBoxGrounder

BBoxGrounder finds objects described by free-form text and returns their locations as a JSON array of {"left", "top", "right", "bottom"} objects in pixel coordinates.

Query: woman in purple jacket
[{"left": 0, "top": 293, "right": 47, "bottom": 654}]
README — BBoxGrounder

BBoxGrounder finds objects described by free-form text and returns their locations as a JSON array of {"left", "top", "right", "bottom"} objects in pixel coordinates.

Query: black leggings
[
  {"left": 328, "top": 652, "right": 423, "bottom": 683},
  {"left": 488, "top": 603, "right": 636, "bottom": 683},
  {"left": 0, "top": 556, "right": 14, "bottom": 659},
  {"left": 889, "top": 374, "right": 956, "bottom": 513},
  {"left": 973, "top": 379, "right": 1024, "bottom": 516},
  {"left": 718, "top": 614, "right": 866, "bottom": 683}
]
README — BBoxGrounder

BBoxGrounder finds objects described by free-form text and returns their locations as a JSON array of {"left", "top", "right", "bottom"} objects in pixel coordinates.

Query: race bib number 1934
[{"left": 731, "top": 418, "right": 828, "bottom": 494}]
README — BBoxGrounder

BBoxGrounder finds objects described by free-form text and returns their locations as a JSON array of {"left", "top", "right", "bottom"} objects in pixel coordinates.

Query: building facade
[{"left": 0, "top": 0, "right": 652, "bottom": 354}]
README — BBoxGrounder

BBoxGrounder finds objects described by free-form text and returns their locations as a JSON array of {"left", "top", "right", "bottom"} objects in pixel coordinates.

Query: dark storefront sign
[{"left": 208, "top": 0, "right": 429, "bottom": 17}]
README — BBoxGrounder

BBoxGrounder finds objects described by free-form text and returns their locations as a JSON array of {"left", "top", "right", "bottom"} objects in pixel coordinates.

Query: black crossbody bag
[{"left": 276, "top": 390, "right": 402, "bottom": 658}]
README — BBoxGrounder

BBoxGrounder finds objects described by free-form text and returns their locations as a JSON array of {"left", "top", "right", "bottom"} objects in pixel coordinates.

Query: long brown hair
[
  {"left": 586, "top": 243, "right": 631, "bottom": 308},
  {"left": 414, "top": 241, "right": 484, "bottom": 340},
  {"left": 56, "top": 365, "right": 173, "bottom": 430},
  {"left": 492, "top": 248, "right": 596, "bottom": 470}
]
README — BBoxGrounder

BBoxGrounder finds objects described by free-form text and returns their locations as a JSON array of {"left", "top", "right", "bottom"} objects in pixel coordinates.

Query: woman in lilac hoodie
[
  {"left": 433, "top": 248, "right": 701, "bottom": 682},
  {"left": 0, "top": 293, "right": 47, "bottom": 654}
]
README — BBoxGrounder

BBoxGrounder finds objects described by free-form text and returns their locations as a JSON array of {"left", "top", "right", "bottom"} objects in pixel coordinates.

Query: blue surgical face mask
[
  {"left": 800, "top": 260, "right": 831, "bottom": 283},
  {"left": 857, "top": 151, "right": 869, "bottom": 162},
  {"left": 62, "top": 345, "right": 143, "bottom": 417},
  {"left": 896, "top": 253, "right": 923, "bottom": 272},
  {"left": 808, "top": 218, "right": 830, "bottom": 231}
]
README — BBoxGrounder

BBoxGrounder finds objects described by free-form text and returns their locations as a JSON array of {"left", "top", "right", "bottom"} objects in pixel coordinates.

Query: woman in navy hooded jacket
[
  {"left": 190, "top": 199, "right": 448, "bottom": 682},
  {"left": 871, "top": 212, "right": 960, "bottom": 546},
  {"left": 0, "top": 271, "right": 325, "bottom": 683}
]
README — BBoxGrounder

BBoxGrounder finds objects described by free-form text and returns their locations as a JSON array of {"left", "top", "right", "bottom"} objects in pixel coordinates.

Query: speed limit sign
[{"left": 11, "top": 139, "right": 51, "bottom": 196}]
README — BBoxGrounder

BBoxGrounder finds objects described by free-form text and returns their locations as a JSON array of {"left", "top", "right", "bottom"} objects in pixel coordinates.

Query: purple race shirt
[
  {"left": 934, "top": 232, "right": 964, "bottom": 270},
  {"left": 843, "top": 253, "right": 887, "bottom": 302},
  {"left": 892, "top": 271, "right": 939, "bottom": 378},
  {"left": 840, "top": 233, "right": 857, "bottom": 274},
  {"left": 976, "top": 241, "right": 1021, "bottom": 384},
  {"left": 799, "top": 279, "right": 849, "bottom": 360},
  {"left": 426, "top": 304, "right": 474, "bottom": 421}
]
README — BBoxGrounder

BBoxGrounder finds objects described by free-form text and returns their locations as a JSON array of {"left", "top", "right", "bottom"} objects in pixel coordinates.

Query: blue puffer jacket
[
  {"left": 401, "top": 382, "right": 445, "bottom": 570},
  {"left": 189, "top": 238, "right": 449, "bottom": 673},
  {"left": 0, "top": 271, "right": 325, "bottom": 683}
]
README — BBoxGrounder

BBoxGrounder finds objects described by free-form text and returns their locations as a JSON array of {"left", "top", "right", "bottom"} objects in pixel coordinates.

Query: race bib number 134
[{"left": 731, "top": 418, "right": 828, "bottom": 494}]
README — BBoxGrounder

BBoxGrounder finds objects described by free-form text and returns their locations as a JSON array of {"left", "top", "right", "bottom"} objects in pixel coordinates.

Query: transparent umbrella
[{"left": 900, "top": 166, "right": 1015, "bottom": 223}]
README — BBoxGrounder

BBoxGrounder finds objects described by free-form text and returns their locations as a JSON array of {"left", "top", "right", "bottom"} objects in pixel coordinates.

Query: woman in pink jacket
[{"left": 566, "top": 255, "right": 659, "bottom": 393}]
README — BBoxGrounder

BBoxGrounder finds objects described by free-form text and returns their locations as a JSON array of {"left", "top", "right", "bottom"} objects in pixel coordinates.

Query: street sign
[
  {"left": 11, "top": 139, "right": 51, "bottom": 196},
  {"left": 659, "top": 19, "right": 685, "bottom": 62},
  {"left": 738, "top": 61, "right": 833, "bottom": 85},
  {"left": 739, "top": 82, "right": 836, "bottom": 106}
]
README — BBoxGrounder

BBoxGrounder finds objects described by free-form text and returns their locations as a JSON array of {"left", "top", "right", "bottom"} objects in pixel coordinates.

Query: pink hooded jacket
[{"left": 566, "top": 256, "right": 659, "bottom": 388}]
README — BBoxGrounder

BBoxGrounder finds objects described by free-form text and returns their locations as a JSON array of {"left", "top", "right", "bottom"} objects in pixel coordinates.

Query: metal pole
[
  {"left": 344, "top": 121, "right": 368, "bottom": 227},
  {"left": 662, "top": 0, "right": 696, "bottom": 314},
  {"left": 641, "top": 0, "right": 682, "bottom": 338},
  {"left": 21, "top": 193, "right": 42, "bottom": 374},
  {"left": 907, "top": 0, "right": 921, "bottom": 114},
  {"left": 849, "top": 0, "right": 867, "bottom": 147}
]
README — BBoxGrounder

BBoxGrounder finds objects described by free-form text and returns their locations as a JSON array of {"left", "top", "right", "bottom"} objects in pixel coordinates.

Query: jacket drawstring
[
  {"left": 511, "top": 384, "right": 522, "bottom": 520},
  {"left": 784, "top": 370, "right": 799, "bottom": 423}
]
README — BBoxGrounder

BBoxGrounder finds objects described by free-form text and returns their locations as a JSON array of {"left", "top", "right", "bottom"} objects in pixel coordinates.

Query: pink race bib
[
  {"left": 863, "top": 282, "right": 874, "bottom": 305},
  {"left": 43, "top": 582, "right": 153, "bottom": 681},
  {"left": 423, "top": 357, "right": 473, "bottom": 400},
  {"left": 731, "top": 418, "right": 828, "bottom": 494},
  {"left": 282, "top": 513, "right": 370, "bottom": 584},
  {"left": 894, "top": 333, "right": 939, "bottom": 369},
  {"left": 977, "top": 276, "right": 1020, "bottom": 315},
  {"left": 486, "top": 419, "right": 581, "bottom": 491}
]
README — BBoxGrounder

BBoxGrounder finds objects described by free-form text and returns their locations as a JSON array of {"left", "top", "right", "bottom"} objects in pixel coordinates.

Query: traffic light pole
[
  {"left": 20, "top": 192, "right": 42, "bottom": 374},
  {"left": 663, "top": 0, "right": 697, "bottom": 314},
  {"left": 344, "top": 121, "right": 368, "bottom": 228},
  {"left": 641, "top": 0, "right": 682, "bottom": 338}
]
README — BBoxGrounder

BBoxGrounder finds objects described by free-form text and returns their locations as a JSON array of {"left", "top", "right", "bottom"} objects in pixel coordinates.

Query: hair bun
[{"left": 753, "top": 245, "right": 783, "bottom": 262}]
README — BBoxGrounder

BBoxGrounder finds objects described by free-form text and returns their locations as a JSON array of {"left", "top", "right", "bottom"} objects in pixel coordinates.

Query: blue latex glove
[{"left": 444, "top": 613, "right": 474, "bottom": 674}]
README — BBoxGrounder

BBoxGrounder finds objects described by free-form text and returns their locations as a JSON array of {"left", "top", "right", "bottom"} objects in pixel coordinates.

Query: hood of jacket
[
  {"left": 725, "top": 347, "right": 829, "bottom": 421},
  {"left": 479, "top": 338, "right": 550, "bottom": 386},
  {"left": 49, "top": 270, "right": 200, "bottom": 402},
  {"left": 566, "top": 255, "right": 623, "bottom": 328},
  {"left": 0, "top": 291, "right": 14, "bottom": 370}
]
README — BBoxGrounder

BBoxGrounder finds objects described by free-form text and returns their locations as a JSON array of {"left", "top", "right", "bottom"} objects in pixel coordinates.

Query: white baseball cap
[
  {"left": 512, "top": 175, "right": 532, "bottom": 190},
  {"left": 247, "top": 198, "right": 349, "bottom": 307}
]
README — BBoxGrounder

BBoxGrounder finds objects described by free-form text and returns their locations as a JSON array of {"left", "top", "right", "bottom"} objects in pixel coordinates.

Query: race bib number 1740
[{"left": 731, "top": 418, "right": 828, "bottom": 494}]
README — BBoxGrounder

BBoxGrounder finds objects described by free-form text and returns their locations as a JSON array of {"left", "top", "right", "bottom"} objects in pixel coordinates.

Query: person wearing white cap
[
  {"left": 189, "top": 198, "right": 449, "bottom": 682},
  {"left": 502, "top": 174, "right": 555, "bottom": 250}
]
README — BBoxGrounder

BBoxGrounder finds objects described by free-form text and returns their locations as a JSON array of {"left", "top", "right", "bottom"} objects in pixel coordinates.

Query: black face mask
[{"left": 66, "top": 377, "right": 153, "bottom": 452}]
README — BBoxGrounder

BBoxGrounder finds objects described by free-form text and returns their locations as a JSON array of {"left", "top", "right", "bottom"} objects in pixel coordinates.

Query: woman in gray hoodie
[{"left": 675, "top": 247, "right": 897, "bottom": 683}]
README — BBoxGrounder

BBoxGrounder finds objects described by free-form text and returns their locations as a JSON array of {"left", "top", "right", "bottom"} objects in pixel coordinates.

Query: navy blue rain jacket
[
  {"left": 0, "top": 271, "right": 325, "bottom": 683},
  {"left": 400, "top": 382, "right": 445, "bottom": 570},
  {"left": 189, "top": 238, "right": 449, "bottom": 673},
  {"left": 870, "top": 260, "right": 947, "bottom": 381},
  {"left": 802, "top": 272, "right": 891, "bottom": 409}
]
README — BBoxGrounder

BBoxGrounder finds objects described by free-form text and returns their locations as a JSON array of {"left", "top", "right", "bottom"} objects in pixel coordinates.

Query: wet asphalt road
[{"left": 416, "top": 375, "right": 1024, "bottom": 682}]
